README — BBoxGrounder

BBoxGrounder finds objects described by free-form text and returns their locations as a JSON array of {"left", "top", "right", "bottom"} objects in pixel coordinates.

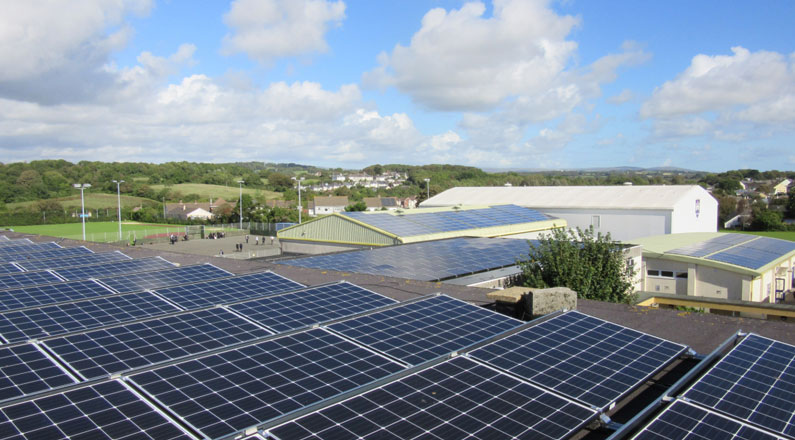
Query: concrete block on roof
[{"left": 524, "top": 287, "right": 577, "bottom": 318}]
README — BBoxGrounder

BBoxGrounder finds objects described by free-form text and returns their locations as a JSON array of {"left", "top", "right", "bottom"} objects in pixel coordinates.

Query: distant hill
[{"left": 482, "top": 166, "right": 703, "bottom": 174}]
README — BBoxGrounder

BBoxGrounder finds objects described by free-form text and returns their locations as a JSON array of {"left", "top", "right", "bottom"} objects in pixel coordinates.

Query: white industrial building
[{"left": 422, "top": 185, "right": 717, "bottom": 241}]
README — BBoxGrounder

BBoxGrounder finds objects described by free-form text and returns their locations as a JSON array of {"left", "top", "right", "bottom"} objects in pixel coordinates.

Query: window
[
  {"left": 661, "top": 271, "right": 674, "bottom": 278},
  {"left": 591, "top": 215, "right": 601, "bottom": 228},
  {"left": 647, "top": 269, "right": 659, "bottom": 277},
  {"left": 676, "top": 272, "right": 688, "bottom": 279}
]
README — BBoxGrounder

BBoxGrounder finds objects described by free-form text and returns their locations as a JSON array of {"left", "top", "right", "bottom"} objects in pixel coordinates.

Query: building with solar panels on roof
[
  {"left": 276, "top": 204, "right": 565, "bottom": 254},
  {"left": 631, "top": 232, "right": 795, "bottom": 303}
]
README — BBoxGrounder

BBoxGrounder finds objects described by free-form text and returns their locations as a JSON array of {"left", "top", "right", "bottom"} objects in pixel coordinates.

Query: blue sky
[{"left": 0, "top": 0, "right": 793, "bottom": 172}]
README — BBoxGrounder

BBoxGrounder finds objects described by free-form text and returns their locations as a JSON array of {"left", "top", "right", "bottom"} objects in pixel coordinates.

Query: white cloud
[
  {"left": 222, "top": 0, "right": 345, "bottom": 63},
  {"left": 0, "top": 0, "right": 152, "bottom": 104},
  {"left": 641, "top": 46, "right": 795, "bottom": 138},
  {"left": 607, "top": 89, "right": 633, "bottom": 104}
]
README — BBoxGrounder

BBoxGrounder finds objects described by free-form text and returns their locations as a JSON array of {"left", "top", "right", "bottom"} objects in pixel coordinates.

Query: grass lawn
[
  {"left": 8, "top": 221, "right": 199, "bottom": 243},
  {"left": 7, "top": 194, "right": 156, "bottom": 211},
  {"left": 148, "top": 183, "right": 280, "bottom": 201},
  {"left": 721, "top": 229, "right": 795, "bottom": 242}
]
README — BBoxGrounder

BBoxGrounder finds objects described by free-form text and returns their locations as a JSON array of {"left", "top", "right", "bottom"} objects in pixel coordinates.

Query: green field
[
  {"left": 722, "top": 229, "right": 795, "bottom": 242},
  {"left": 148, "top": 183, "right": 280, "bottom": 201},
  {"left": 6, "top": 193, "right": 157, "bottom": 211},
  {"left": 8, "top": 221, "right": 205, "bottom": 243}
]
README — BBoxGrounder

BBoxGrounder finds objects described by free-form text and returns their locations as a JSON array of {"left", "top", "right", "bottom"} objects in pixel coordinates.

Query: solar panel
[
  {"left": 470, "top": 310, "right": 687, "bottom": 410},
  {"left": 0, "top": 270, "right": 63, "bottom": 290},
  {"left": 0, "top": 263, "right": 22, "bottom": 275},
  {"left": 631, "top": 400, "right": 780, "bottom": 440},
  {"left": 97, "top": 263, "right": 232, "bottom": 294},
  {"left": 0, "top": 292, "right": 181, "bottom": 343},
  {"left": 229, "top": 282, "right": 397, "bottom": 333},
  {"left": 279, "top": 237, "right": 532, "bottom": 281},
  {"left": 0, "top": 279, "right": 114, "bottom": 313},
  {"left": 0, "top": 380, "right": 193, "bottom": 439},
  {"left": 15, "top": 251, "right": 131, "bottom": 272},
  {"left": 44, "top": 308, "right": 273, "bottom": 380},
  {"left": 268, "top": 356, "right": 598, "bottom": 440},
  {"left": 341, "top": 211, "right": 432, "bottom": 237},
  {"left": 706, "top": 237, "right": 795, "bottom": 269},
  {"left": 52, "top": 257, "right": 176, "bottom": 281},
  {"left": 682, "top": 334, "right": 795, "bottom": 438},
  {"left": 668, "top": 234, "right": 756, "bottom": 257},
  {"left": 0, "top": 242, "right": 61, "bottom": 256},
  {"left": 154, "top": 271, "right": 304, "bottom": 310},
  {"left": 0, "top": 344, "right": 76, "bottom": 402},
  {"left": 328, "top": 295, "right": 522, "bottom": 366},
  {"left": 129, "top": 328, "right": 405, "bottom": 439},
  {"left": 0, "top": 246, "right": 93, "bottom": 263}
]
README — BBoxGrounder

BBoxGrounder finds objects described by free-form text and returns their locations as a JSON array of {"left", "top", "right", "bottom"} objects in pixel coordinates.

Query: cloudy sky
[{"left": 1, "top": 0, "right": 793, "bottom": 171}]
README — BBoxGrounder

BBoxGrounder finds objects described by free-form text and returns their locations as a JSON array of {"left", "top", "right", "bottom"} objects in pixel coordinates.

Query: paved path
[{"left": 137, "top": 234, "right": 281, "bottom": 259}]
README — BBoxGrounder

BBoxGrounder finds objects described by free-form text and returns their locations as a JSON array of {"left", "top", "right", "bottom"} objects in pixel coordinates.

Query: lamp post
[
  {"left": 73, "top": 183, "right": 91, "bottom": 241},
  {"left": 424, "top": 178, "right": 430, "bottom": 201},
  {"left": 237, "top": 180, "right": 245, "bottom": 230},
  {"left": 292, "top": 177, "right": 305, "bottom": 223},
  {"left": 112, "top": 180, "right": 124, "bottom": 241}
]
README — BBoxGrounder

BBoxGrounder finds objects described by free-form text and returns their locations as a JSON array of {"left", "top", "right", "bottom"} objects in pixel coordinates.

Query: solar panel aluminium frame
[
  {"left": 0, "top": 269, "right": 65, "bottom": 291},
  {"left": 0, "top": 278, "right": 116, "bottom": 313},
  {"left": 0, "top": 343, "right": 80, "bottom": 405}
]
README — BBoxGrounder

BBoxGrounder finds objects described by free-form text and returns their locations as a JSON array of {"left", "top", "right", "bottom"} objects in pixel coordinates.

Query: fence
[{"left": 66, "top": 222, "right": 290, "bottom": 245}]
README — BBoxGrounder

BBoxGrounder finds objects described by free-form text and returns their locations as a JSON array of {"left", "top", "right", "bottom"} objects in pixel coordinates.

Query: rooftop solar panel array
[
  {"left": 0, "top": 279, "right": 113, "bottom": 312},
  {"left": 631, "top": 400, "right": 780, "bottom": 440},
  {"left": 706, "top": 236, "right": 795, "bottom": 269},
  {"left": 229, "top": 282, "right": 397, "bottom": 333},
  {"left": 44, "top": 308, "right": 273, "bottom": 380},
  {"left": 0, "top": 292, "right": 181, "bottom": 343},
  {"left": 129, "top": 328, "right": 405, "bottom": 439},
  {"left": 15, "top": 251, "right": 131, "bottom": 272},
  {"left": 96, "top": 263, "right": 231, "bottom": 294},
  {"left": 268, "top": 356, "right": 599, "bottom": 440},
  {"left": 668, "top": 234, "right": 756, "bottom": 257},
  {"left": 280, "top": 237, "right": 532, "bottom": 281},
  {"left": 0, "top": 270, "right": 63, "bottom": 290},
  {"left": 0, "top": 344, "right": 76, "bottom": 402},
  {"left": 0, "top": 242, "right": 60, "bottom": 257},
  {"left": 0, "top": 245, "right": 93, "bottom": 263},
  {"left": 340, "top": 204, "right": 551, "bottom": 237},
  {"left": 0, "top": 380, "right": 193, "bottom": 439},
  {"left": 470, "top": 311, "right": 686, "bottom": 410},
  {"left": 328, "top": 295, "right": 522, "bottom": 366},
  {"left": 154, "top": 271, "right": 305, "bottom": 310},
  {"left": 0, "top": 263, "right": 22, "bottom": 275},
  {"left": 52, "top": 257, "right": 176, "bottom": 281},
  {"left": 682, "top": 333, "right": 795, "bottom": 438}
]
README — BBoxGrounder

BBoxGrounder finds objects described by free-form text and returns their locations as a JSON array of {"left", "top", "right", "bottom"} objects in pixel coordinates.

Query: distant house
[
  {"left": 165, "top": 198, "right": 228, "bottom": 220},
  {"left": 363, "top": 197, "right": 400, "bottom": 211},
  {"left": 310, "top": 196, "right": 349, "bottom": 216},
  {"left": 398, "top": 196, "right": 417, "bottom": 209},
  {"left": 774, "top": 179, "right": 792, "bottom": 195}
]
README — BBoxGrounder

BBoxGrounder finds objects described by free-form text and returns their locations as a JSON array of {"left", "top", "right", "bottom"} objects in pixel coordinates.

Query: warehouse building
[
  {"left": 422, "top": 185, "right": 717, "bottom": 241},
  {"left": 277, "top": 204, "right": 565, "bottom": 254},
  {"left": 631, "top": 232, "right": 795, "bottom": 303}
]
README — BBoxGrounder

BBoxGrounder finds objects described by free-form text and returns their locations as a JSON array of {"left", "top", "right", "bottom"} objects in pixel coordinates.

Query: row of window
[{"left": 647, "top": 269, "right": 688, "bottom": 279}]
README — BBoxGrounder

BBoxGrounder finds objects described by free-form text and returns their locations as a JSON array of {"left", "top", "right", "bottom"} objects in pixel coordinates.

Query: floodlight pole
[
  {"left": 424, "top": 178, "right": 430, "bottom": 201},
  {"left": 237, "top": 180, "right": 245, "bottom": 230},
  {"left": 292, "top": 177, "right": 305, "bottom": 224},
  {"left": 73, "top": 183, "right": 91, "bottom": 241},
  {"left": 112, "top": 180, "right": 124, "bottom": 241}
]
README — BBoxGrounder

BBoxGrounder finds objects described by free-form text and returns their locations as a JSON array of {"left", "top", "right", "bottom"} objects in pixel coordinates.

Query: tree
[
  {"left": 519, "top": 226, "right": 637, "bottom": 303},
  {"left": 345, "top": 201, "right": 367, "bottom": 212},
  {"left": 750, "top": 209, "right": 782, "bottom": 231},
  {"left": 787, "top": 192, "right": 795, "bottom": 219}
]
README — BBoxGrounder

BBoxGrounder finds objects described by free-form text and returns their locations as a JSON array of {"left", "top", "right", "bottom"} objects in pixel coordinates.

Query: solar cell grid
[
  {"left": 682, "top": 334, "right": 795, "bottom": 438},
  {"left": 0, "top": 242, "right": 60, "bottom": 256},
  {"left": 737, "top": 236, "right": 795, "bottom": 254},
  {"left": 0, "top": 292, "right": 181, "bottom": 343},
  {"left": 97, "top": 263, "right": 231, "bottom": 294},
  {"left": 328, "top": 295, "right": 522, "bottom": 366},
  {"left": 342, "top": 211, "right": 432, "bottom": 237},
  {"left": 229, "top": 282, "right": 397, "bottom": 333},
  {"left": 154, "top": 271, "right": 304, "bottom": 310},
  {"left": 129, "top": 328, "right": 405, "bottom": 439},
  {"left": 470, "top": 310, "right": 687, "bottom": 410},
  {"left": 0, "top": 380, "right": 193, "bottom": 439},
  {"left": 706, "top": 248, "right": 781, "bottom": 269},
  {"left": 0, "top": 270, "right": 63, "bottom": 290},
  {"left": 0, "top": 246, "right": 93, "bottom": 263},
  {"left": 631, "top": 400, "right": 780, "bottom": 440},
  {"left": 0, "top": 279, "right": 114, "bottom": 313},
  {"left": 268, "top": 356, "right": 597, "bottom": 440},
  {"left": 44, "top": 308, "right": 273, "bottom": 379},
  {"left": 53, "top": 257, "right": 176, "bottom": 281},
  {"left": 491, "top": 204, "right": 550, "bottom": 222},
  {"left": 0, "top": 263, "right": 22, "bottom": 275},
  {"left": 0, "top": 344, "right": 76, "bottom": 402},
  {"left": 16, "top": 251, "right": 131, "bottom": 272}
]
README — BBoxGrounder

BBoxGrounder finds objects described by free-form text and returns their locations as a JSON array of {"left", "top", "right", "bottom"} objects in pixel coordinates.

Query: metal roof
[{"left": 422, "top": 185, "right": 713, "bottom": 210}]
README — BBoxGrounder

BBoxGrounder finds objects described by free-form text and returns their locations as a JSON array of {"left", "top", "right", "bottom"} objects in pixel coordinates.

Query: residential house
[{"left": 310, "top": 196, "right": 349, "bottom": 216}]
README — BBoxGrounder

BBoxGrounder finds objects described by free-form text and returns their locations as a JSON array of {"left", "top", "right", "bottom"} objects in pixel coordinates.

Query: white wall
[
  {"left": 538, "top": 208, "right": 671, "bottom": 241},
  {"left": 671, "top": 187, "right": 718, "bottom": 234}
]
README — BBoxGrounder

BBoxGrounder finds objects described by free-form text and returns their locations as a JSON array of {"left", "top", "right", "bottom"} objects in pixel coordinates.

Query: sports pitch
[{"left": 5, "top": 222, "right": 220, "bottom": 243}]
